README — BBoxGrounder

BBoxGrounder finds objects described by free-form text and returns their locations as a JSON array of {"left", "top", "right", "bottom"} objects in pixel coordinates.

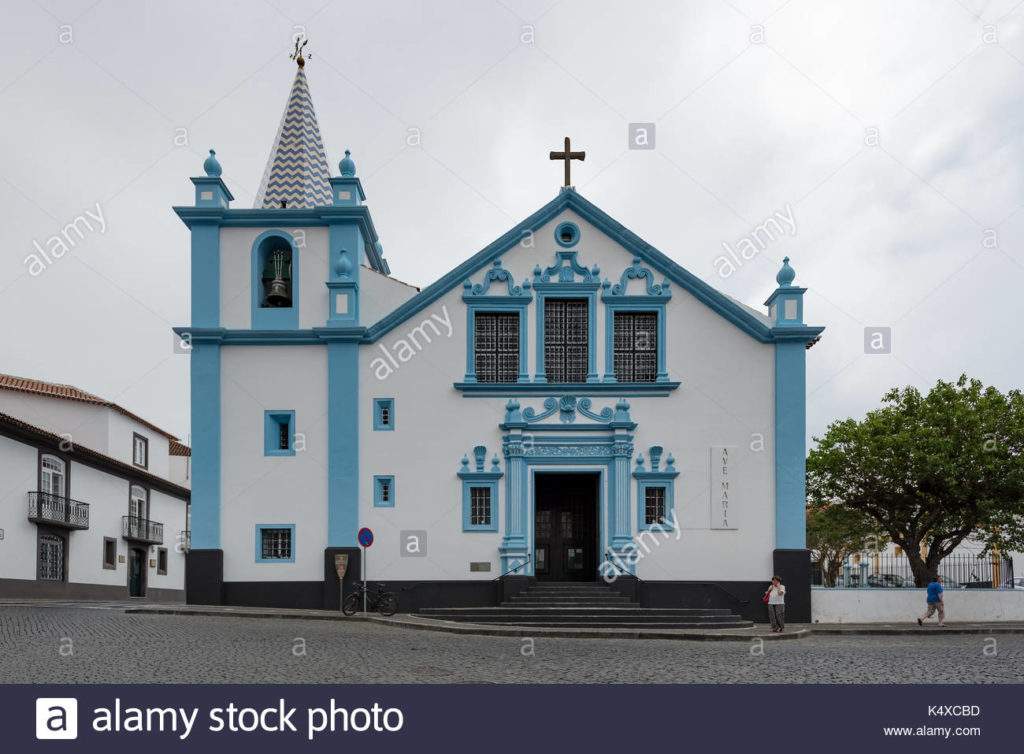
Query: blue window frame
[
  {"left": 251, "top": 230, "right": 300, "bottom": 330},
  {"left": 461, "top": 480, "right": 499, "bottom": 532},
  {"left": 462, "top": 260, "right": 532, "bottom": 385},
  {"left": 601, "top": 260, "right": 672, "bottom": 384},
  {"left": 554, "top": 221, "right": 580, "bottom": 248},
  {"left": 634, "top": 446, "right": 679, "bottom": 531},
  {"left": 373, "top": 398, "right": 395, "bottom": 431},
  {"left": 255, "top": 524, "right": 295, "bottom": 563},
  {"left": 264, "top": 410, "right": 295, "bottom": 456},
  {"left": 373, "top": 475, "right": 396, "bottom": 507}
]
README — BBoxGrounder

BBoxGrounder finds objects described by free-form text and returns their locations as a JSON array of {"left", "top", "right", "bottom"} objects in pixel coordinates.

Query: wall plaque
[{"left": 710, "top": 446, "right": 738, "bottom": 530}]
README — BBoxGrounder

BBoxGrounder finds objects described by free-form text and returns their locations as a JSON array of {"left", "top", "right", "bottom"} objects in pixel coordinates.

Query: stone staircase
[{"left": 417, "top": 581, "right": 752, "bottom": 629}]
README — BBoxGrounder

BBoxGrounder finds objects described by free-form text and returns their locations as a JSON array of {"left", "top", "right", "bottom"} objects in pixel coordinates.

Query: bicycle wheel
[
  {"left": 377, "top": 592, "right": 398, "bottom": 617},
  {"left": 342, "top": 592, "right": 362, "bottom": 616}
]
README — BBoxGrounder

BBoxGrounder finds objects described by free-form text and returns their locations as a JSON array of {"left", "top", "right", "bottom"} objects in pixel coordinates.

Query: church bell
[{"left": 263, "top": 249, "right": 292, "bottom": 307}]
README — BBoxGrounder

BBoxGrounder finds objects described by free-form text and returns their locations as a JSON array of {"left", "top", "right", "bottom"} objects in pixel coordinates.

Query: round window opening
[{"left": 555, "top": 222, "right": 580, "bottom": 247}]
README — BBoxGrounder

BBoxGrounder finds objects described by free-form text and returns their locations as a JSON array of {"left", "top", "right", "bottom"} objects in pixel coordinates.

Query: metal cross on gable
[{"left": 549, "top": 136, "right": 585, "bottom": 187}]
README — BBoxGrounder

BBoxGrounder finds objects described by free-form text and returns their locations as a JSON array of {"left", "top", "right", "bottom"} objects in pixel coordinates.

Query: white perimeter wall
[
  {"left": 812, "top": 589, "right": 1024, "bottom": 623},
  {"left": 359, "top": 209, "right": 776, "bottom": 583},
  {"left": 220, "top": 345, "right": 328, "bottom": 582}
]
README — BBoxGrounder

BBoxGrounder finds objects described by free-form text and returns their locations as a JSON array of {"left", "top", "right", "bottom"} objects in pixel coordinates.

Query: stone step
[
  {"left": 439, "top": 620, "right": 754, "bottom": 629},
  {"left": 422, "top": 613, "right": 745, "bottom": 624},
  {"left": 504, "top": 598, "right": 636, "bottom": 606},
  {"left": 421, "top": 606, "right": 734, "bottom": 616}
]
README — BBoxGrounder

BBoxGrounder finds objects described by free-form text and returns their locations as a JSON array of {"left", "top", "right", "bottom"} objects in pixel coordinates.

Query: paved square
[{"left": 0, "top": 604, "right": 1020, "bottom": 683}]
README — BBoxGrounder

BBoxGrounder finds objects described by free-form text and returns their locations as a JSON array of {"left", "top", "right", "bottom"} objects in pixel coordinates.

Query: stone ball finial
[
  {"left": 339, "top": 148, "right": 356, "bottom": 177},
  {"left": 203, "top": 149, "right": 222, "bottom": 177},
  {"left": 776, "top": 256, "right": 796, "bottom": 287}
]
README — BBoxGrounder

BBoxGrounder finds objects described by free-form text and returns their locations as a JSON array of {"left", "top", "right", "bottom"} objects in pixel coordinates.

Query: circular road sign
[{"left": 357, "top": 527, "right": 374, "bottom": 548}]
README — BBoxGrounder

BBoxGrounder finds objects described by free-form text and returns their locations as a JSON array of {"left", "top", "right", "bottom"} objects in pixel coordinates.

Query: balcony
[
  {"left": 27, "top": 491, "right": 89, "bottom": 530},
  {"left": 122, "top": 515, "right": 164, "bottom": 544}
]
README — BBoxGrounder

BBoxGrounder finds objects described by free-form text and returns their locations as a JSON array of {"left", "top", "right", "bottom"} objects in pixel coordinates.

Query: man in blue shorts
[{"left": 917, "top": 575, "right": 945, "bottom": 627}]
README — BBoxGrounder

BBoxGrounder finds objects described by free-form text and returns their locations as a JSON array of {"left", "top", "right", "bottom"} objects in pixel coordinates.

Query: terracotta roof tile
[{"left": 0, "top": 373, "right": 179, "bottom": 440}]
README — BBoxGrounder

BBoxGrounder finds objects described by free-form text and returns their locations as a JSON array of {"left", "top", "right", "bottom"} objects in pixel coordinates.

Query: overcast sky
[{"left": 1, "top": 0, "right": 1022, "bottom": 445}]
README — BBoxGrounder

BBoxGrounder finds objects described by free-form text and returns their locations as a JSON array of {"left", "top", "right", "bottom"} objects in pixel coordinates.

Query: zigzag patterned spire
[{"left": 254, "top": 65, "right": 332, "bottom": 209}]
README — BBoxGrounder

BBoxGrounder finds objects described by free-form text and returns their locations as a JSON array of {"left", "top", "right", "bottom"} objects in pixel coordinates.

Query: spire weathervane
[
  {"left": 291, "top": 36, "right": 309, "bottom": 68},
  {"left": 549, "top": 136, "right": 585, "bottom": 187}
]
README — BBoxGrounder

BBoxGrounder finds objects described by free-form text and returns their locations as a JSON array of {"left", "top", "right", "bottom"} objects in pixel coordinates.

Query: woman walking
[{"left": 765, "top": 576, "right": 786, "bottom": 633}]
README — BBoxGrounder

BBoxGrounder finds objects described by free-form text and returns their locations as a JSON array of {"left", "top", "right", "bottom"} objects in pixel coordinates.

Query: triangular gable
[{"left": 366, "top": 189, "right": 788, "bottom": 344}]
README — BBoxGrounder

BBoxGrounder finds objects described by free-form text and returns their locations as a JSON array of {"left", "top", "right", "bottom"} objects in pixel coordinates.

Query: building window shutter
[
  {"left": 474, "top": 312, "right": 519, "bottom": 383},
  {"left": 544, "top": 299, "right": 588, "bottom": 383},
  {"left": 613, "top": 311, "right": 658, "bottom": 383}
]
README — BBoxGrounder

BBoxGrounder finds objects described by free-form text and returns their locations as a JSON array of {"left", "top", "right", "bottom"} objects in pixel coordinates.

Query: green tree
[
  {"left": 806, "top": 503, "right": 888, "bottom": 586},
  {"left": 806, "top": 376, "right": 1024, "bottom": 586}
]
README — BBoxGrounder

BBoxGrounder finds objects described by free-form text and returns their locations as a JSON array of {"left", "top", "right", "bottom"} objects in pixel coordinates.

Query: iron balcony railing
[
  {"left": 121, "top": 515, "right": 164, "bottom": 544},
  {"left": 27, "top": 491, "right": 90, "bottom": 530}
]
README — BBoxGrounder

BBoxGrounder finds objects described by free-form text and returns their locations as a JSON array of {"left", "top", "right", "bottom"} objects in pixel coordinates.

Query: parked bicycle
[{"left": 342, "top": 582, "right": 398, "bottom": 616}]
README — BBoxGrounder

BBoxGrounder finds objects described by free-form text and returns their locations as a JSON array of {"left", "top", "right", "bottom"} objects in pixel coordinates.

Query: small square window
[
  {"left": 373, "top": 398, "right": 395, "bottom": 431},
  {"left": 256, "top": 525, "right": 295, "bottom": 562},
  {"left": 462, "top": 481, "right": 498, "bottom": 531},
  {"left": 132, "top": 433, "right": 149, "bottom": 469},
  {"left": 374, "top": 476, "right": 396, "bottom": 507},
  {"left": 264, "top": 411, "right": 296, "bottom": 456},
  {"left": 157, "top": 547, "right": 168, "bottom": 575},
  {"left": 102, "top": 537, "right": 117, "bottom": 570}
]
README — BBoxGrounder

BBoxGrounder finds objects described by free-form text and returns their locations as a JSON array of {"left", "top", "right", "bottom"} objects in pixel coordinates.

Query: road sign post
[
  {"left": 357, "top": 528, "right": 374, "bottom": 614},
  {"left": 334, "top": 553, "right": 349, "bottom": 613}
]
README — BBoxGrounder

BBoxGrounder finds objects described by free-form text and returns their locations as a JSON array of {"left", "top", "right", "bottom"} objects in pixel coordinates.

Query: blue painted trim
[
  {"left": 464, "top": 303, "right": 531, "bottom": 384},
  {"left": 263, "top": 410, "right": 295, "bottom": 456},
  {"left": 602, "top": 301, "right": 669, "bottom": 383},
  {"left": 254, "top": 523, "right": 296, "bottom": 563},
  {"left": 173, "top": 204, "right": 387, "bottom": 273},
  {"left": 534, "top": 285, "right": 600, "bottom": 383},
  {"left": 328, "top": 342, "right": 359, "bottom": 545},
  {"left": 191, "top": 176, "right": 234, "bottom": 207},
  {"left": 460, "top": 477, "right": 501, "bottom": 532},
  {"left": 455, "top": 381, "right": 678, "bottom": 396},
  {"left": 635, "top": 479, "right": 676, "bottom": 531},
  {"left": 251, "top": 230, "right": 300, "bottom": 330},
  {"left": 372, "top": 398, "right": 395, "bottom": 431},
  {"left": 774, "top": 340, "right": 807, "bottom": 549},
  {"left": 554, "top": 221, "right": 580, "bottom": 247},
  {"left": 358, "top": 189, "right": 823, "bottom": 345},
  {"left": 373, "top": 475, "right": 396, "bottom": 507},
  {"left": 190, "top": 223, "right": 220, "bottom": 328},
  {"left": 190, "top": 343, "right": 220, "bottom": 549}
]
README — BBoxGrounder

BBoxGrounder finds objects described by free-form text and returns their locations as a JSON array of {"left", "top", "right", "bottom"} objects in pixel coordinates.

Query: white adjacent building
[
  {"left": 177, "top": 53, "right": 823, "bottom": 620},
  {"left": 0, "top": 374, "right": 190, "bottom": 600}
]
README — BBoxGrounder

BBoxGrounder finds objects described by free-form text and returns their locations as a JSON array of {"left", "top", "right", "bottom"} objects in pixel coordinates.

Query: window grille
[
  {"left": 470, "top": 487, "right": 492, "bottom": 526},
  {"left": 39, "top": 534, "right": 64, "bottom": 581},
  {"left": 278, "top": 421, "right": 290, "bottom": 450},
  {"left": 474, "top": 312, "right": 519, "bottom": 383},
  {"left": 544, "top": 299, "right": 588, "bottom": 382},
  {"left": 260, "top": 528, "right": 292, "bottom": 560},
  {"left": 644, "top": 486, "right": 667, "bottom": 526},
  {"left": 614, "top": 311, "right": 658, "bottom": 383}
]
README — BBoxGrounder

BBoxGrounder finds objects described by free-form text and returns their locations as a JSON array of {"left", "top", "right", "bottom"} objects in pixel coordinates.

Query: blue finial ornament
[
  {"left": 339, "top": 149, "right": 356, "bottom": 177},
  {"left": 776, "top": 256, "right": 796, "bottom": 287},
  {"left": 203, "top": 149, "right": 222, "bottom": 177}
]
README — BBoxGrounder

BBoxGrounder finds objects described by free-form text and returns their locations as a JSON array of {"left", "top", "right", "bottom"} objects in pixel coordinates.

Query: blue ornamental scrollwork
[
  {"left": 602, "top": 258, "right": 671, "bottom": 298},
  {"left": 463, "top": 259, "right": 532, "bottom": 298},
  {"left": 512, "top": 395, "right": 620, "bottom": 425},
  {"left": 532, "top": 250, "right": 600, "bottom": 285}
]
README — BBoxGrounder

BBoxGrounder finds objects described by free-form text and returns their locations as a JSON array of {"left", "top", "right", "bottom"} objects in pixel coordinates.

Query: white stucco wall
[
  {"left": 357, "top": 209, "right": 776, "bottom": 583},
  {"left": 0, "top": 391, "right": 110, "bottom": 453},
  {"left": 0, "top": 434, "right": 42, "bottom": 580},
  {"left": 220, "top": 226, "right": 330, "bottom": 330},
  {"left": 219, "top": 345, "right": 328, "bottom": 582},
  {"left": 360, "top": 266, "right": 419, "bottom": 325},
  {"left": 812, "top": 589, "right": 1024, "bottom": 623}
]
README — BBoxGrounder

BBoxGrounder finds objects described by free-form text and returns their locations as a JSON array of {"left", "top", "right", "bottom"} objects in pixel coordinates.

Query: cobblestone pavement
[{"left": 0, "top": 604, "right": 1020, "bottom": 683}]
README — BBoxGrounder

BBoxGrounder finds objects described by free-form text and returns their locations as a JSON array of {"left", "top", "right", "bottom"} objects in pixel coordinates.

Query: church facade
[{"left": 176, "top": 54, "right": 824, "bottom": 621}]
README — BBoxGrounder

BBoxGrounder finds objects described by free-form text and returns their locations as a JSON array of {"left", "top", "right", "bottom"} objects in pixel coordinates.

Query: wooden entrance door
[
  {"left": 128, "top": 548, "right": 146, "bottom": 597},
  {"left": 534, "top": 473, "right": 598, "bottom": 581}
]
